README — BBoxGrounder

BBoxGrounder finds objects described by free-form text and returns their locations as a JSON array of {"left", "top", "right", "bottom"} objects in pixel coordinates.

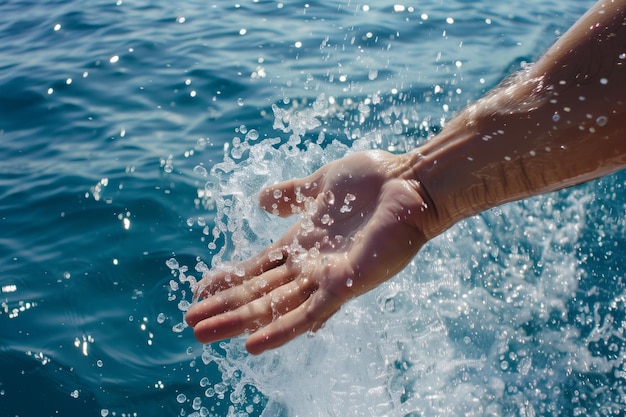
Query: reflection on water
[{"left": 3, "top": 0, "right": 625, "bottom": 416}]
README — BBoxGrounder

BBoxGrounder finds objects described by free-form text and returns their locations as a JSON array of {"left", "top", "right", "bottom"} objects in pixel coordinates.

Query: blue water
[{"left": 2, "top": 0, "right": 626, "bottom": 416}]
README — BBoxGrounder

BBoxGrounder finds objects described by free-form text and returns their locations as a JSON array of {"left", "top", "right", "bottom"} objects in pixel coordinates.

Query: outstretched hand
[{"left": 185, "top": 150, "right": 433, "bottom": 354}]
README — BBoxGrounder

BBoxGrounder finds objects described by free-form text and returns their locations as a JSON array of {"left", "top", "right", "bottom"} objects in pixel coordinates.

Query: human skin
[{"left": 186, "top": 0, "right": 626, "bottom": 355}]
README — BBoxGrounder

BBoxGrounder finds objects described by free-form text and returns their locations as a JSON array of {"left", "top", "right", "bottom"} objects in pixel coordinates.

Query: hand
[{"left": 185, "top": 150, "right": 433, "bottom": 354}]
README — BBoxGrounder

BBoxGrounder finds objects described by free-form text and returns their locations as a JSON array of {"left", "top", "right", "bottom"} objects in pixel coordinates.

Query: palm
[{"left": 186, "top": 150, "right": 429, "bottom": 354}]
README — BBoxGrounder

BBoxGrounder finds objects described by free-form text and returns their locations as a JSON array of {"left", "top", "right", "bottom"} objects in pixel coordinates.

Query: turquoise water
[{"left": 2, "top": 0, "right": 626, "bottom": 416}]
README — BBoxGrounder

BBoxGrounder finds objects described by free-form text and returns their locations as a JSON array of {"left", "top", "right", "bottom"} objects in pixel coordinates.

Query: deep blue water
[{"left": 2, "top": 0, "right": 626, "bottom": 416}]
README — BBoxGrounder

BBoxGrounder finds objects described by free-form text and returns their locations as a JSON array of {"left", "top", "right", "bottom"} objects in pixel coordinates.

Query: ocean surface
[{"left": 2, "top": 0, "right": 625, "bottom": 416}]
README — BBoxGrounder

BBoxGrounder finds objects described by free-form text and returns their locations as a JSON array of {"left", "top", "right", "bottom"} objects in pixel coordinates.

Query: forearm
[{"left": 404, "top": 0, "right": 626, "bottom": 238}]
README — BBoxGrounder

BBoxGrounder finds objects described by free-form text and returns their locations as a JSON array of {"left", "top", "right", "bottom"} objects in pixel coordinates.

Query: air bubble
[{"left": 596, "top": 116, "right": 608, "bottom": 127}]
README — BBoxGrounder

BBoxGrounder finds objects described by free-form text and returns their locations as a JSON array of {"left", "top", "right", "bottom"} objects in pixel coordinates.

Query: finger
[
  {"left": 191, "top": 276, "right": 316, "bottom": 345},
  {"left": 259, "top": 171, "right": 325, "bottom": 217},
  {"left": 194, "top": 245, "right": 289, "bottom": 299},
  {"left": 185, "top": 264, "right": 292, "bottom": 327},
  {"left": 245, "top": 287, "right": 340, "bottom": 355}
]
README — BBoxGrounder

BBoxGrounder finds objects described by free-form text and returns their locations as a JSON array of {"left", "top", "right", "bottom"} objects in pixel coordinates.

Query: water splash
[{"left": 167, "top": 91, "right": 626, "bottom": 416}]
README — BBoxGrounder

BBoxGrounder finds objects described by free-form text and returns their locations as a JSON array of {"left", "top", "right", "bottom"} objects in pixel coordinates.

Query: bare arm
[
  {"left": 405, "top": 0, "right": 626, "bottom": 239},
  {"left": 186, "top": 0, "right": 626, "bottom": 354}
]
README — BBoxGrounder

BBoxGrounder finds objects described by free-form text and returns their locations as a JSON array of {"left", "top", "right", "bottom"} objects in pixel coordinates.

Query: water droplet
[
  {"left": 246, "top": 129, "right": 259, "bottom": 141},
  {"left": 192, "top": 396, "right": 202, "bottom": 410},
  {"left": 157, "top": 313, "right": 166, "bottom": 324},
  {"left": 172, "top": 322, "right": 187, "bottom": 333},
  {"left": 326, "top": 190, "right": 335, "bottom": 205},
  {"left": 193, "top": 165, "right": 208, "bottom": 177},
  {"left": 552, "top": 113, "right": 560, "bottom": 122},
  {"left": 346, "top": 278, "right": 353, "bottom": 288},
  {"left": 237, "top": 98, "right": 245, "bottom": 106},
  {"left": 596, "top": 116, "right": 608, "bottom": 127},
  {"left": 268, "top": 248, "right": 284, "bottom": 261},
  {"left": 166, "top": 258, "right": 179, "bottom": 270}
]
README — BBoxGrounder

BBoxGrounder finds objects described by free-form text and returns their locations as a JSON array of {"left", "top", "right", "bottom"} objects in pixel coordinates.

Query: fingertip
[
  {"left": 245, "top": 331, "right": 273, "bottom": 355},
  {"left": 245, "top": 340, "right": 265, "bottom": 355},
  {"left": 192, "top": 322, "right": 214, "bottom": 344},
  {"left": 184, "top": 304, "right": 202, "bottom": 328}
]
